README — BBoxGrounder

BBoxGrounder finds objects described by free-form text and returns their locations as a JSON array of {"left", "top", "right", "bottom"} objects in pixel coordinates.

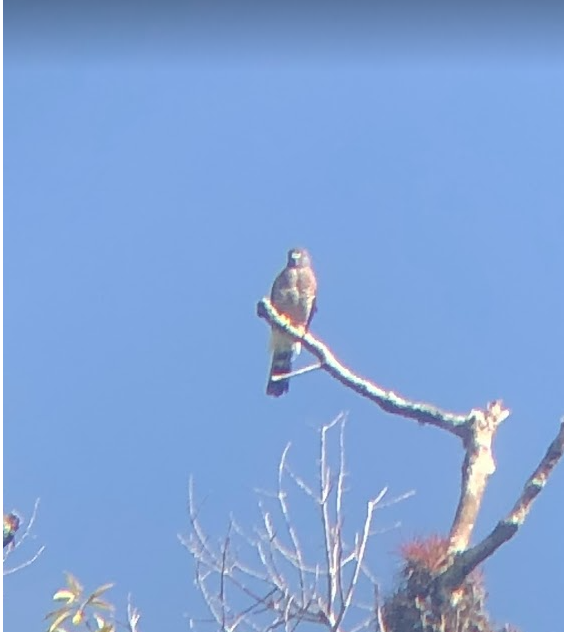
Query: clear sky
[{"left": 4, "top": 5, "right": 564, "bottom": 631}]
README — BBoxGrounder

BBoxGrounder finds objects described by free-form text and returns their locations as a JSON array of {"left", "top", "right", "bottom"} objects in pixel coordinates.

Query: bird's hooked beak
[{"left": 289, "top": 250, "right": 302, "bottom": 265}]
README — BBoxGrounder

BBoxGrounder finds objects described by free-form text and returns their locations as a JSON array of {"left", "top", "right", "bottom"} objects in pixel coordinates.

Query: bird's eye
[{"left": 291, "top": 251, "right": 302, "bottom": 259}]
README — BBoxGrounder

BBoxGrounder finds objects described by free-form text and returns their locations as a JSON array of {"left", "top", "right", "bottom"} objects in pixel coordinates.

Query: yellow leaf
[
  {"left": 53, "top": 590, "right": 76, "bottom": 603},
  {"left": 64, "top": 572, "right": 84, "bottom": 596},
  {"left": 93, "top": 614, "right": 106, "bottom": 629},
  {"left": 71, "top": 610, "right": 85, "bottom": 625},
  {"left": 93, "top": 615, "right": 116, "bottom": 631},
  {"left": 48, "top": 611, "right": 72, "bottom": 632},
  {"left": 89, "top": 582, "right": 114, "bottom": 600},
  {"left": 44, "top": 607, "right": 69, "bottom": 621},
  {"left": 89, "top": 598, "right": 114, "bottom": 611}
]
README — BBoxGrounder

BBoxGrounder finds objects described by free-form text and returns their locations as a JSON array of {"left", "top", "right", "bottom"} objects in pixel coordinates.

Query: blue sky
[{"left": 4, "top": 10, "right": 564, "bottom": 631}]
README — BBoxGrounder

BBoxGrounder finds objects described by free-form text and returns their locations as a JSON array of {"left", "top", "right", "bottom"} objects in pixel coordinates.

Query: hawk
[{"left": 266, "top": 248, "right": 317, "bottom": 397}]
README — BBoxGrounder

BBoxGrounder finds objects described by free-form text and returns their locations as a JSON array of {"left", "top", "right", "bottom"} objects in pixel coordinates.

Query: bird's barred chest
[{"left": 272, "top": 269, "right": 316, "bottom": 324}]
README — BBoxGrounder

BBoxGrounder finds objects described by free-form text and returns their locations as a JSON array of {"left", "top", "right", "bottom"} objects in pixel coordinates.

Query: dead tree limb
[
  {"left": 257, "top": 298, "right": 473, "bottom": 436},
  {"left": 127, "top": 595, "right": 142, "bottom": 632},
  {"left": 448, "top": 401, "right": 510, "bottom": 553},
  {"left": 436, "top": 419, "right": 564, "bottom": 598},
  {"left": 257, "top": 297, "right": 563, "bottom": 609}
]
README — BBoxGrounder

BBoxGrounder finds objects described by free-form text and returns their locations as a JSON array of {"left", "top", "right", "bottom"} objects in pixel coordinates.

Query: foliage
[
  {"left": 45, "top": 573, "right": 117, "bottom": 632},
  {"left": 384, "top": 535, "right": 493, "bottom": 632},
  {"left": 44, "top": 573, "right": 141, "bottom": 632}
]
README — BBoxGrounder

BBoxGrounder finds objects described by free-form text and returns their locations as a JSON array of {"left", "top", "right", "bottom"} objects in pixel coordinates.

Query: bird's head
[
  {"left": 286, "top": 248, "right": 311, "bottom": 268},
  {"left": 4, "top": 513, "right": 21, "bottom": 533}
]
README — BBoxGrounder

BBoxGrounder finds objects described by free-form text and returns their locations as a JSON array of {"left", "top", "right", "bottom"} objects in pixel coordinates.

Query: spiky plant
[{"left": 382, "top": 535, "right": 494, "bottom": 632}]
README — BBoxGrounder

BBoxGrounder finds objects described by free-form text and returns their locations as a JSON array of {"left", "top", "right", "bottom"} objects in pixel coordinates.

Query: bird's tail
[
  {"left": 266, "top": 330, "right": 296, "bottom": 397},
  {"left": 266, "top": 348, "right": 293, "bottom": 396}
]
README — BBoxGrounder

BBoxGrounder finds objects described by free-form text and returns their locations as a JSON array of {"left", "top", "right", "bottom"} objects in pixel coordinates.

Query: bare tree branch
[
  {"left": 3, "top": 545, "right": 46, "bottom": 576},
  {"left": 437, "top": 419, "right": 564, "bottom": 597},
  {"left": 257, "top": 296, "right": 563, "bottom": 621},
  {"left": 269, "top": 363, "right": 323, "bottom": 382},
  {"left": 127, "top": 595, "right": 142, "bottom": 632},
  {"left": 257, "top": 298, "right": 515, "bottom": 556},
  {"left": 320, "top": 418, "right": 336, "bottom": 618},
  {"left": 257, "top": 298, "right": 475, "bottom": 437},
  {"left": 182, "top": 417, "right": 411, "bottom": 631},
  {"left": 3, "top": 498, "right": 45, "bottom": 576},
  {"left": 448, "top": 400, "right": 510, "bottom": 553}
]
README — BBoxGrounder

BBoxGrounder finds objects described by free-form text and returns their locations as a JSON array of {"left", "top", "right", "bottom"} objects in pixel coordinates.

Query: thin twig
[
  {"left": 278, "top": 445, "right": 307, "bottom": 607},
  {"left": 283, "top": 466, "right": 320, "bottom": 503},
  {"left": 335, "top": 415, "right": 347, "bottom": 613},
  {"left": 185, "top": 417, "right": 411, "bottom": 631},
  {"left": 219, "top": 524, "right": 232, "bottom": 631},
  {"left": 269, "top": 363, "right": 323, "bottom": 382},
  {"left": 320, "top": 420, "right": 337, "bottom": 615},
  {"left": 3, "top": 545, "right": 46, "bottom": 576},
  {"left": 3, "top": 498, "right": 45, "bottom": 575},
  {"left": 127, "top": 595, "right": 141, "bottom": 632},
  {"left": 341, "top": 491, "right": 385, "bottom": 618}
]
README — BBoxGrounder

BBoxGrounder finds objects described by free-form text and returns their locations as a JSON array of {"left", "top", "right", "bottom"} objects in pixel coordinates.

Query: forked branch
[
  {"left": 3, "top": 498, "right": 45, "bottom": 576},
  {"left": 257, "top": 297, "right": 563, "bottom": 602},
  {"left": 437, "top": 420, "right": 564, "bottom": 597}
]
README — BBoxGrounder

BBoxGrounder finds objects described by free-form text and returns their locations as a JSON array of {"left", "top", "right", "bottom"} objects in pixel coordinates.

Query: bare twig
[
  {"left": 183, "top": 417, "right": 410, "bottom": 631},
  {"left": 320, "top": 418, "right": 336, "bottom": 617},
  {"left": 3, "top": 545, "right": 46, "bottom": 576},
  {"left": 335, "top": 418, "right": 347, "bottom": 611},
  {"left": 3, "top": 498, "right": 45, "bottom": 575},
  {"left": 127, "top": 595, "right": 142, "bottom": 632},
  {"left": 269, "top": 363, "right": 323, "bottom": 382},
  {"left": 278, "top": 445, "right": 307, "bottom": 606},
  {"left": 219, "top": 523, "right": 232, "bottom": 631},
  {"left": 335, "top": 495, "right": 380, "bottom": 630}
]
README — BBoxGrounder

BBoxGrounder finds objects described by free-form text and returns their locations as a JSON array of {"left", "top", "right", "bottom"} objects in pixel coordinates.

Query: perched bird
[
  {"left": 266, "top": 248, "right": 317, "bottom": 397},
  {"left": 3, "top": 512, "right": 21, "bottom": 550}
]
